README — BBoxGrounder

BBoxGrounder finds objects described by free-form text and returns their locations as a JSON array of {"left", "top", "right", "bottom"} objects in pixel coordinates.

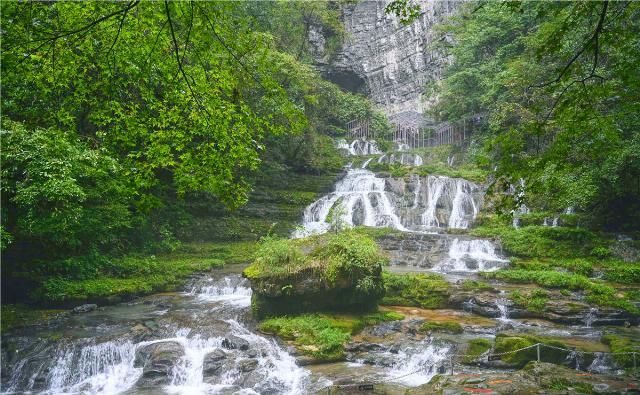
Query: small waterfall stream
[{"left": 2, "top": 275, "right": 309, "bottom": 395}]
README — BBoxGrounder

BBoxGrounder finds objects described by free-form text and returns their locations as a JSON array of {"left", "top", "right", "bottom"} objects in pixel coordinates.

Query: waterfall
[
  {"left": 420, "top": 176, "right": 481, "bottom": 230},
  {"left": 448, "top": 179, "right": 479, "bottom": 229},
  {"left": 188, "top": 276, "right": 252, "bottom": 307},
  {"left": 384, "top": 340, "right": 450, "bottom": 386},
  {"left": 583, "top": 308, "right": 598, "bottom": 328},
  {"left": 412, "top": 174, "right": 421, "bottom": 209},
  {"left": 4, "top": 277, "right": 309, "bottom": 395},
  {"left": 495, "top": 297, "right": 511, "bottom": 322},
  {"left": 293, "top": 168, "right": 407, "bottom": 237},
  {"left": 294, "top": 170, "right": 483, "bottom": 237},
  {"left": 421, "top": 176, "right": 447, "bottom": 228},
  {"left": 432, "top": 238, "right": 508, "bottom": 273},
  {"left": 348, "top": 139, "right": 381, "bottom": 155},
  {"left": 361, "top": 158, "right": 373, "bottom": 169}
]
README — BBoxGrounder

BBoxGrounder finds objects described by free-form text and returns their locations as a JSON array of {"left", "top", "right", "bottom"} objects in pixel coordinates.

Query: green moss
[
  {"left": 494, "top": 334, "right": 572, "bottom": 368},
  {"left": 245, "top": 231, "right": 387, "bottom": 318},
  {"left": 259, "top": 312, "right": 403, "bottom": 361},
  {"left": 460, "top": 279, "right": 495, "bottom": 292},
  {"left": 602, "top": 333, "right": 640, "bottom": 369},
  {"left": 1, "top": 304, "right": 65, "bottom": 332},
  {"left": 510, "top": 289, "right": 548, "bottom": 312},
  {"left": 471, "top": 225, "right": 599, "bottom": 259},
  {"left": 420, "top": 321, "right": 463, "bottom": 334},
  {"left": 463, "top": 338, "right": 492, "bottom": 363},
  {"left": 31, "top": 241, "right": 248, "bottom": 304},
  {"left": 381, "top": 272, "right": 450, "bottom": 309}
]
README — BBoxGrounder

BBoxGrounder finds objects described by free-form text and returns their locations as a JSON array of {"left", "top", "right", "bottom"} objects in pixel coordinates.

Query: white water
[
  {"left": 386, "top": 341, "right": 450, "bottom": 386},
  {"left": 361, "top": 158, "right": 373, "bottom": 169},
  {"left": 432, "top": 238, "right": 508, "bottom": 273},
  {"left": 347, "top": 139, "right": 381, "bottom": 155},
  {"left": 189, "top": 276, "right": 252, "bottom": 307},
  {"left": 420, "top": 176, "right": 480, "bottom": 230},
  {"left": 4, "top": 279, "right": 308, "bottom": 395},
  {"left": 495, "top": 297, "right": 511, "bottom": 322},
  {"left": 293, "top": 168, "right": 407, "bottom": 237}
]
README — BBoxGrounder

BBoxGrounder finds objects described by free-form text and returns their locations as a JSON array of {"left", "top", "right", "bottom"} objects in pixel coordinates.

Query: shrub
[{"left": 381, "top": 272, "right": 450, "bottom": 309}]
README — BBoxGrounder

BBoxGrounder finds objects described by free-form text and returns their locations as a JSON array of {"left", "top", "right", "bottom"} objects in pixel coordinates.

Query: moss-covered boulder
[
  {"left": 493, "top": 334, "right": 596, "bottom": 369},
  {"left": 243, "top": 231, "right": 386, "bottom": 319}
]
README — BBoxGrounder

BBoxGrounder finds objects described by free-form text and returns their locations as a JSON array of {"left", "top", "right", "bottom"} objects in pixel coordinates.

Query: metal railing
[{"left": 317, "top": 342, "right": 638, "bottom": 394}]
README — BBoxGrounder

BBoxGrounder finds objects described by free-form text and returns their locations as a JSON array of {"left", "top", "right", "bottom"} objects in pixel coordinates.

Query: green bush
[{"left": 381, "top": 272, "right": 450, "bottom": 309}]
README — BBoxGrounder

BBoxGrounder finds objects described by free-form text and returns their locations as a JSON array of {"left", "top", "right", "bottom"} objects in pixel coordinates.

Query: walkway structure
[{"left": 346, "top": 112, "right": 487, "bottom": 148}]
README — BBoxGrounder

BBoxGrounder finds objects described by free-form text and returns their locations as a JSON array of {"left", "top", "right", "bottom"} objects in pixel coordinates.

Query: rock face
[{"left": 312, "top": 1, "right": 458, "bottom": 114}]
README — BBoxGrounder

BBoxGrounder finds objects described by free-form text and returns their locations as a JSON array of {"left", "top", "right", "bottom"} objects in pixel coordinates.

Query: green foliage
[
  {"left": 384, "top": 0, "right": 421, "bottom": 26},
  {"left": 381, "top": 272, "right": 450, "bottom": 309},
  {"left": 510, "top": 289, "right": 549, "bottom": 312},
  {"left": 463, "top": 338, "right": 492, "bottom": 364},
  {"left": 258, "top": 312, "right": 403, "bottom": 361},
  {"left": 1, "top": 122, "right": 133, "bottom": 254},
  {"left": 420, "top": 321, "right": 463, "bottom": 334},
  {"left": 430, "top": 1, "right": 640, "bottom": 231},
  {"left": 461, "top": 280, "right": 495, "bottom": 292},
  {"left": 600, "top": 260, "right": 640, "bottom": 284},
  {"left": 471, "top": 224, "right": 599, "bottom": 259},
  {"left": 482, "top": 270, "right": 637, "bottom": 313},
  {"left": 29, "top": 241, "right": 250, "bottom": 304}
]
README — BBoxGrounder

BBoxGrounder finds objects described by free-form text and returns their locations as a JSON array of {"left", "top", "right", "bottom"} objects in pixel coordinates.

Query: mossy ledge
[{"left": 243, "top": 230, "right": 387, "bottom": 319}]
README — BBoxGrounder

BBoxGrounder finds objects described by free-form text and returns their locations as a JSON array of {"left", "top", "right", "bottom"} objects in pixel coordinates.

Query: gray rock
[
  {"left": 202, "top": 348, "right": 227, "bottom": 376},
  {"left": 134, "top": 341, "right": 184, "bottom": 387},
  {"left": 313, "top": 1, "right": 458, "bottom": 115},
  {"left": 72, "top": 304, "right": 97, "bottom": 314},
  {"left": 222, "top": 335, "right": 249, "bottom": 351},
  {"left": 238, "top": 359, "right": 258, "bottom": 372}
]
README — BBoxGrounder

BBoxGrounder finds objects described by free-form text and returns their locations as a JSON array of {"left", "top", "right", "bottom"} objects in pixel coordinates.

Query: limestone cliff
[{"left": 311, "top": 0, "right": 458, "bottom": 115}]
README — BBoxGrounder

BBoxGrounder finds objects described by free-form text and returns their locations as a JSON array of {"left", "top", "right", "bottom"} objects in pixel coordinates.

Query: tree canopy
[{"left": 427, "top": 1, "right": 640, "bottom": 230}]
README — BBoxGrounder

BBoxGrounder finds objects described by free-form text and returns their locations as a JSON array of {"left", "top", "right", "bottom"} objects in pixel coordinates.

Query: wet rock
[
  {"left": 345, "top": 342, "right": 384, "bottom": 353},
  {"left": 134, "top": 341, "right": 185, "bottom": 387},
  {"left": 222, "top": 335, "right": 249, "bottom": 351},
  {"left": 202, "top": 348, "right": 227, "bottom": 376},
  {"left": 238, "top": 359, "right": 258, "bottom": 372},
  {"left": 72, "top": 304, "right": 97, "bottom": 314}
]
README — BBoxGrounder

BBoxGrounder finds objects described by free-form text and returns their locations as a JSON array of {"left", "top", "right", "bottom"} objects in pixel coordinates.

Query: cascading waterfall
[
  {"left": 188, "top": 276, "right": 252, "bottom": 307},
  {"left": 6, "top": 340, "right": 141, "bottom": 395},
  {"left": 3, "top": 276, "right": 309, "bottom": 395},
  {"left": 348, "top": 139, "right": 381, "bottom": 155},
  {"left": 385, "top": 341, "right": 450, "bottom": 386},
  {"left": 361, "top": 158, "right": 373, "bottom": 169},
  {"left": 293, "top": 168, "right": 407, "bottom": 237},
  {"left": 432, "top": 238, "right": 508, "bottom": 273},
  {"left": 420, "top": 176, "right": 481, "bottom": 230},
  {"left": 412, "top": 174, "right": 421, "bottom": 209}
]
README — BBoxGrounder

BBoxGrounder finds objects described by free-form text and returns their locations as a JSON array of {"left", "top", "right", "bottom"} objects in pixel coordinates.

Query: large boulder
[
  {"left": 243, "top": 231, "right": 386, "bottom": 318},
  {"left": 134, "top": 341, "right": 184, "bottom": 387}
]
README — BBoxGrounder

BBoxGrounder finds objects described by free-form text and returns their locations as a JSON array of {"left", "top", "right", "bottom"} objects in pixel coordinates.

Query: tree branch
[
  {"left": 164, "top": 0, "right": 210, "bottom": 119},
  {"left": 530, "top": 1, "right": 608, "bottom": 89}
]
